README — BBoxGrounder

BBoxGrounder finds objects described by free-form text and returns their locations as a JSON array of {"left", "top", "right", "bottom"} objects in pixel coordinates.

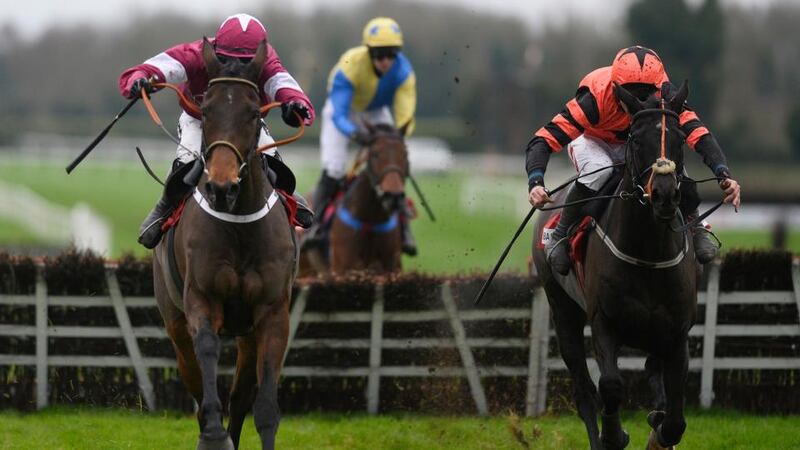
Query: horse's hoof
[
  {"left": 647, "top": 410, "right": 666, "bottom": 429},
  {"left": 196, "top": 434, "right": 234, "bottom": 450},
  {"left": 646, "top": 429, "right": 675, "bottom": 450},
  {"left": 600, "top": 430, "right": 630, "bottom": 449}
]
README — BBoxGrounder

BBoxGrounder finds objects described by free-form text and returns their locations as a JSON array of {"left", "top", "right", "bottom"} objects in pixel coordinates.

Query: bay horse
[
  {"left": 302, "top": 122, "right": 410, "bottom": 274},
  {"left": 152, "top": 39, "right": 296, "bottom": 450},
  {"left": 532, "top": 82, "right": 697, "bottom": 450}
]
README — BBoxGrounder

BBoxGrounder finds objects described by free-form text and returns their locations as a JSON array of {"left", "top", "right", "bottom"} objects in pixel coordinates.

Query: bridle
[
  {"left": 201, "top": 77, "right": 262, "bottom": 182},
  {"left": 140, "top": 78, "right": 304, "bottom": 181},
  {"left": 358, "top": 132, "right": 409, "bottom": 198},
  {"left": 626, "top": 99, "right": 682, "bottom": 204}
]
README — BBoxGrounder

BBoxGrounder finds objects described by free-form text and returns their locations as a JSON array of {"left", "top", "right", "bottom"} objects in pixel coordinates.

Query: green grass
[
  {"left": 0, "top": 160, "right": 796, "bottom": 273},
  {"left": 0, "top": 408, "right": 798, "bottom": 449}
]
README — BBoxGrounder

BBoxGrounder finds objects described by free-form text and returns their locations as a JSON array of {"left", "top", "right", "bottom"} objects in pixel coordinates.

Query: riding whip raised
[
  {"left": 473, "top": 163, "right": 624, "bottom": 305},
  {"left": 65, "top": 97, "right": 139, "bottom": 174}
]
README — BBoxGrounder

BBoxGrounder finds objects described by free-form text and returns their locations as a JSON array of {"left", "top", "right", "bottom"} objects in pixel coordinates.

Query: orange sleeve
[
  {"left": 535, "top": 125, "right": 563, "bottom": 152},
  {"left": 552, "top": 114, "right": 582, "bottom": 141},
  {"left": 679, "top": 110, "right": 710, "bottom": 150},
  {"left": 566, "top": 98, "right": 593, "bottom": 130}
]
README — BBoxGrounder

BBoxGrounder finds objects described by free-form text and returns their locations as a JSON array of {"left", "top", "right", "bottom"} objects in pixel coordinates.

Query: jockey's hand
[
  {"left": 352, "top": 130, "right": 373, "bottom": 147},
  {"left": 280, "top": 102, "right": 310, "bottom": 128},
  {"left": 528, "top": 186, "right": 552, "bottom": 209},
  {"left": 129, "top": 78, "right": 153, "bottom": 99},
  {"left": 719, "top": 177, "right": 741, "bottom": 212}
]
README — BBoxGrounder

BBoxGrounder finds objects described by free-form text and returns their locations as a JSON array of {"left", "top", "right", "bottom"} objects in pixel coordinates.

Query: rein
[{"left": 140, "top": 79, "right": 305, "bottom": 161}]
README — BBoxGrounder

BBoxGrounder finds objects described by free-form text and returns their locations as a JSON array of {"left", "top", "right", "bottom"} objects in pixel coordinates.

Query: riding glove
[
  {"left": 280, "top": 102, "right": 310, "bottom": 127},
  {"left": 129, "top": 78, "right": 153, "bottom": 99}
]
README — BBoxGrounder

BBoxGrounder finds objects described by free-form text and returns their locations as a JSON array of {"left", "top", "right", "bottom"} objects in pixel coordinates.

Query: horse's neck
[
  {"left": 234, "top": 158, "right": 270, "bottom": 215},
  {"left": 344, "top": 173, "right": 390, "bottom": 222},
  {"left": 603, "top": 175, "right": 683, "bottom": 260}
]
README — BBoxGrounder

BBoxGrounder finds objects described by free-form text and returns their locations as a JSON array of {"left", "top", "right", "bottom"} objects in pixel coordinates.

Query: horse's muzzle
[
  {"left": 650, "top": 178, "right": 680, "bottom": 222},
  {"left": 205, "top": 181, "right": 240, "bottom": 212},
  {"left": 381, "top": 192, "right": 405, "bottom": 214}
]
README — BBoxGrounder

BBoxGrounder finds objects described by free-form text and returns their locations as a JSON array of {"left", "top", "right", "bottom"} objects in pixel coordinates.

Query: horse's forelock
[{"left": 371, "top": 123, "right": 403, "bottom": 140}]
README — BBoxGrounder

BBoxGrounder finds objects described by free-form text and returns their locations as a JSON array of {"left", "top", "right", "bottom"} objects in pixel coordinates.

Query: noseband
[{"left": 627, "top": 100, "right": 681, "bottom": 203}]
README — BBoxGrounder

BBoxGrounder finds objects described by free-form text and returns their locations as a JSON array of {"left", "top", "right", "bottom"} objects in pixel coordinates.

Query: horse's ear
[
  {"left": 244, "top": 40, "right": 267, "bottom": 81},
  {"left": 398, "top": 122, "right": 410, "bottom": 137},
  {"left": 202, "top": 37, "right": 221, "bottom": 77},
  {"left": 614, "top": 82, "right": 644, "bottom": 115},
  {"left": 669, "top": 79, "right": 689, "bottom": 113}
]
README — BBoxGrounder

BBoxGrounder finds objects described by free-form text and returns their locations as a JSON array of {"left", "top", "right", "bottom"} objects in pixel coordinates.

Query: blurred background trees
[{"left": 0, "top": 0, "right": 798, "bottom": 162}]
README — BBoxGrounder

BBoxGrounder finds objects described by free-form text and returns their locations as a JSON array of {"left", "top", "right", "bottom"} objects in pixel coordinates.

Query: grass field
[
  {"left": 0, "top": 159, "right": 797, "bottom": 274},
  {"left": 0, "top": 407, "right": 798, "bottom": 449}
]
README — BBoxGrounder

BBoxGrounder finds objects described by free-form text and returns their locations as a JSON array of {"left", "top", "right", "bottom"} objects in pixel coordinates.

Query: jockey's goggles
[{"left": 369, "top": 46, "right": 400, "bottom": 61}]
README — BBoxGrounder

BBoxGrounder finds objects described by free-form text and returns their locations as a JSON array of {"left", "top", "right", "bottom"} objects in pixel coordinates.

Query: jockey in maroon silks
[
  {"left": 119, "top": 13, "right": 316, "bottom": 249},
  {"left": 525, "top": 46, "right": 741, "bottom": 275}
]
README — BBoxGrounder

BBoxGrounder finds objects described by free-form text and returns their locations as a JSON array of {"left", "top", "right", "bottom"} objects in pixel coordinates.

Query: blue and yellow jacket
[{"left": 327, "top": 46, "right": 416, "bottom": 137}]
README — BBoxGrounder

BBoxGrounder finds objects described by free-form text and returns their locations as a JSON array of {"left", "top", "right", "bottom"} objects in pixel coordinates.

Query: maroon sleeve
[{"left": 260, "top": 45, "right": 315, "bottom": 125}]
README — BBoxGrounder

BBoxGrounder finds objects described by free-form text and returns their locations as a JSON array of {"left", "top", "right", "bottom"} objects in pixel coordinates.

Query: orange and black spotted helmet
[{"left": 611, "top": 46, "right": 666, "bottom": 87}]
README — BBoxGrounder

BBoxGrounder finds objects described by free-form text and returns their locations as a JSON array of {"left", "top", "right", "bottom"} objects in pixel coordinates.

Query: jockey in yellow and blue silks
[{"left": 307, "top": 17, "right": 419, "bottom": 255}]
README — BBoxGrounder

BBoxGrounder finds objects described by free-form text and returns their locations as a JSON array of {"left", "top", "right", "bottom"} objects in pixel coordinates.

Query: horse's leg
[
  {"left": 165, "top": 316, "right": 203, "bottom": 404},
  {"left": 186, "top": 298, "right": 231, "bottom": 449},
  {"left": 227, "top": 334, "right": 258, "bottom": 450},
  {"left": 644, "top": 355, "right": 667, "bottom": 438},
  {"left": 546, "top": 283, "right": 603, "bottom": 450},
  {"left": 252, "top": 297, "right": 290, "bottom": 450},
  {"left": 649, "top": 341, "right": 689, "bottom": 449},
  {"left": 645, "top": 355, "right": 666, "bottom": 411},
  {"left": 592, "top": 314, "right": 629, "bottom": 450},
  {"left": 154, "top": 259, "right": 204, "bottom": 405}
]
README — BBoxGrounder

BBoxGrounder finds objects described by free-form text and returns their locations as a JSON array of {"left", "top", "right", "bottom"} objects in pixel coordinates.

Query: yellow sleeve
[{"left": 393, "top": 72, "right": 417, "bottom": 136}]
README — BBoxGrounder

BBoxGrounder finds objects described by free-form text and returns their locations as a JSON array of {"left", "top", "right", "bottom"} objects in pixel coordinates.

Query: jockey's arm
[
  {"left": 329, "top": 71, "right": 358, "bottom": 137},
  {"left": 525, "top": 89, "right": 595, "bottom": 207},
  {"left": 118, "top": 42, "right": 193, "bottom": 99},
  {"left": 679, "top": 109, "right": 741, "bottom": 210},
  {"left": 262, "top": 45, "right": 316, "bottom": 126},
  {"left": 393, "top": 72, "right": 417, "bottom": 136}
]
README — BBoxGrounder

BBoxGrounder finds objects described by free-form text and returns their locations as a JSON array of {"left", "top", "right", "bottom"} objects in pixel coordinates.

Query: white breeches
[
  {"left": 319, "top": 99, "right": 394, "bottom": 178},
  {"left": 567, "top": 134, "right": 625, "bottom": 192},
  {"left": 175, "top": 111, "right": 276, "bottom": 164}
]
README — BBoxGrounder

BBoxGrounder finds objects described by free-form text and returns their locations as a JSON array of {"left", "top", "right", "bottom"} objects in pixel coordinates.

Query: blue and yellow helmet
[{"left": 362, "top": 17, "right": 403, "bottom": 48}]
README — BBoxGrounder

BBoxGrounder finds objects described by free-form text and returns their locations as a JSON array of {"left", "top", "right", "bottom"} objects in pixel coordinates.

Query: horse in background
[
  {"left": 300, "top": 122, "right": 410, "bottom": 275},
  {"left": 532, "top": 82, "right": 698, "bottom": 450}
]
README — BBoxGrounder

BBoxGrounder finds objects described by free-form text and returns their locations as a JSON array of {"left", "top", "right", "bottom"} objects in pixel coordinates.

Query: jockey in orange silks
[{"left": 525, "top": 46, "right": 741, "bottom": 275}]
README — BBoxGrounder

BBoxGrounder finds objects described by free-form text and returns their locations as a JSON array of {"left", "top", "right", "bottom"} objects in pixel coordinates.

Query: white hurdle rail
[{"left": 0, "top": 259, "right": 799, "bottom": 414}]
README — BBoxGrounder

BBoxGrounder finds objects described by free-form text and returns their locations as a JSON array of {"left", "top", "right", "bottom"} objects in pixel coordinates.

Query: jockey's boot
[
  {"left": 400, "top": 203, "right": 417, "bottom": 256},
  {"left": 302, "top": 170, "right": 342, "bottom": 249},
  {"left": 687, "top": 211, "right": 719, "bottom": 264},
  {"left": 545, "top": 183, "right": 595, "bottom": 276},
  {"left": 138, "top": 159, "right": 193, "bottom": 249},
  {"left": 293, "top": 193, "right": 314, "bottom": 228}
]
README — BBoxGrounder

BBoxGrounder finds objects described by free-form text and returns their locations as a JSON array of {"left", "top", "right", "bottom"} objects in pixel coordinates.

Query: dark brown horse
[
  {"left": 152, "top": 39, "right": 296, "bottom": 450},
  {"left": 302, "top": 123, "right": 409, "bottom": 274},
  {"left": 533, "top": 82, "right": 697, "bottom": 450}
]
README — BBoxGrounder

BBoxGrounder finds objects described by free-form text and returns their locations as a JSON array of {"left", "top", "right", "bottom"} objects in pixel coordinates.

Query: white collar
[{"left": 192, "top": 188, "right": 279, "bottom": 223}]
